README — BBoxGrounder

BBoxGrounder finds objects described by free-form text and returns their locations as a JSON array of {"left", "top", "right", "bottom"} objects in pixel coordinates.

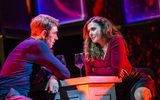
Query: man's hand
[{"left": 45, "top": 76, "right": 59, "bottom": 93}]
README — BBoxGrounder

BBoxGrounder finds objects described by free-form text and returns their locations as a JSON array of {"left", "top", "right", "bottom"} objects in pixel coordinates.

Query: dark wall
[
  {"left": 54, "top": 35, "right": 84, "bottom": 78},
  {"left": 0, "top": 35, "right": 4, "bottom": 68},
  {"left": 86, "top": 0, "right": 125, "bottom": 25},
  {"left": 0, "top": 0, "right": 32, "bottom": 30},
  {"left": 122, "top": 21, "right": 160, "bottom": 94}
]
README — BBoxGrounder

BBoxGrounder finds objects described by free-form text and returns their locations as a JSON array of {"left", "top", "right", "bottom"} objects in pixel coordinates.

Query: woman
[{"left": 83, "top": 16, "right": 156, "bottom": 100}]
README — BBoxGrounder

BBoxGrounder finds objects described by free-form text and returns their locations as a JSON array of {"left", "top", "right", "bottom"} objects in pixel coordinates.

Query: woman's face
[{"left": 87, "top": 21, "right": 102, "bottom": 44}]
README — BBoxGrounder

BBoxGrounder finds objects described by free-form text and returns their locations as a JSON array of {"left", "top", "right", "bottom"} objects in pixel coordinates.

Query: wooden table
[{"left": 54, "top": 76, "right": 122, "bottom": 100}]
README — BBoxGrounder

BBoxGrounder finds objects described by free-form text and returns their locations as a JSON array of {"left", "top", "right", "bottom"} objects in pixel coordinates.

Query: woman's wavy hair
[{"left": 83, "top": 16, "right": 126, "bottom": 61}]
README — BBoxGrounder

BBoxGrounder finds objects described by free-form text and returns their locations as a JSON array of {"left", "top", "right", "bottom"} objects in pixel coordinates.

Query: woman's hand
[{"left": 45, "top": 76, "right": 59, "bottom": 93}]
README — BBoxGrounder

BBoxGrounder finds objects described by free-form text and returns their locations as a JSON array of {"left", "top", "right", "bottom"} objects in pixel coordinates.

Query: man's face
[
  {"left": 45, "top": 25, "right": 58, "bottom": 48},
  {"left": 87, "top": 21, "right": 102, "bottom": 44}
]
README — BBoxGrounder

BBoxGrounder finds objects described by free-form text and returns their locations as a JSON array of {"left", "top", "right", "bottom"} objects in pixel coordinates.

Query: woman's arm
[
  {"left": 90, "top": 36, "right": 126, "bottom": 76},
  {"left": 84, "top": 61, "right": 96, "bottom": 76}
]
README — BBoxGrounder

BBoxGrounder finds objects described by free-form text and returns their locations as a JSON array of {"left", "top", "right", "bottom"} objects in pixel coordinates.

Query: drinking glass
[
  {"left": 74, "top": 53, "right": 84, "bottom": 77},
  {"left": 56, "top": 54, "right": 67, "bottom": 66}
]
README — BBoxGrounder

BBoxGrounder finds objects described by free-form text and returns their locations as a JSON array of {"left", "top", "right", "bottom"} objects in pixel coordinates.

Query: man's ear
[{"left": 41, "top": 30, "right": 47, "bottom": 39}]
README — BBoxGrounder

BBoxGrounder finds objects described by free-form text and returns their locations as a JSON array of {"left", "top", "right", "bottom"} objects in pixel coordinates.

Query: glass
[
  {"left": 74, "top": 53, "right": 84, "bottom": 77},
  {"left": 56, "top": 54, "right": 67, "bottom": 66}
]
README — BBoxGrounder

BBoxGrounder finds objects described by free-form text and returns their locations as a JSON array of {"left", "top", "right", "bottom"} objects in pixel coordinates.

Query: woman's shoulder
[
  {"left": 113, "top": 34, "right": 123, "bottom": 40},
  {"left": 110, "top": 35, "right": 124, "bottom": 43}
]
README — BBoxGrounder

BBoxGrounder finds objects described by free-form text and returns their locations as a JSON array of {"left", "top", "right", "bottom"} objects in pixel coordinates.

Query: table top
[{"left": 60, "top": 76, "right": 122, "bottom": 87}]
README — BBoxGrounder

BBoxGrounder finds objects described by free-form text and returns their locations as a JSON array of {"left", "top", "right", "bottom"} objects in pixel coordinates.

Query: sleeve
[
  {"left": 84, "top": 60, "right": 96, "bottom": 76},
  {"left": 91, "top": 36, "right": 125, "bottom": 76},
  {"left": 33, "top": 42, "right": 70, "bottom": 79}
]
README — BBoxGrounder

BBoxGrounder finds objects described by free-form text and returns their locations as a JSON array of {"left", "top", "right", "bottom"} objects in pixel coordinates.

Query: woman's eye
[{"left": 91, "top": 27, "right": 96, "bottom": 31}]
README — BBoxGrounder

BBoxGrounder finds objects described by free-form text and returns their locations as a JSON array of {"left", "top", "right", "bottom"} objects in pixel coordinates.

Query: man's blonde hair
[{"left": 30, "top": 14, "right": 59, "bottom": 38}]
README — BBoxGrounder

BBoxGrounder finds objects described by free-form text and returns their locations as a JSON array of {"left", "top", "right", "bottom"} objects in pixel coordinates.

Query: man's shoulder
[{"left": 23, "top": 38, "right": 46, "bottom": 46}]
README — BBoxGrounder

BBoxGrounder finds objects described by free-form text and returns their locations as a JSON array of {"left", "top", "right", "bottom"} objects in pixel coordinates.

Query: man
[{"left": 0, "top": 14, "right": 70, "bottom": 100}]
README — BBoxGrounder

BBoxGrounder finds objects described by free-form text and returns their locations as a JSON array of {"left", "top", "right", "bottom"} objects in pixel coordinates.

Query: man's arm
[{"left": 33, "top": 41, "right": 70, "bottom": 79}]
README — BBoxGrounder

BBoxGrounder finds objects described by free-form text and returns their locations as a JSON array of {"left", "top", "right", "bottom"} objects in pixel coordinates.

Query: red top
[{"left": 84, "top": 35, "right": 132, "bottom": 76}]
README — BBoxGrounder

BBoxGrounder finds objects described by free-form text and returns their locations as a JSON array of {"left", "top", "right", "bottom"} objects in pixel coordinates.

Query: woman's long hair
[{"left": 83, "top": 16, "right": 125, "bottom": 61}]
